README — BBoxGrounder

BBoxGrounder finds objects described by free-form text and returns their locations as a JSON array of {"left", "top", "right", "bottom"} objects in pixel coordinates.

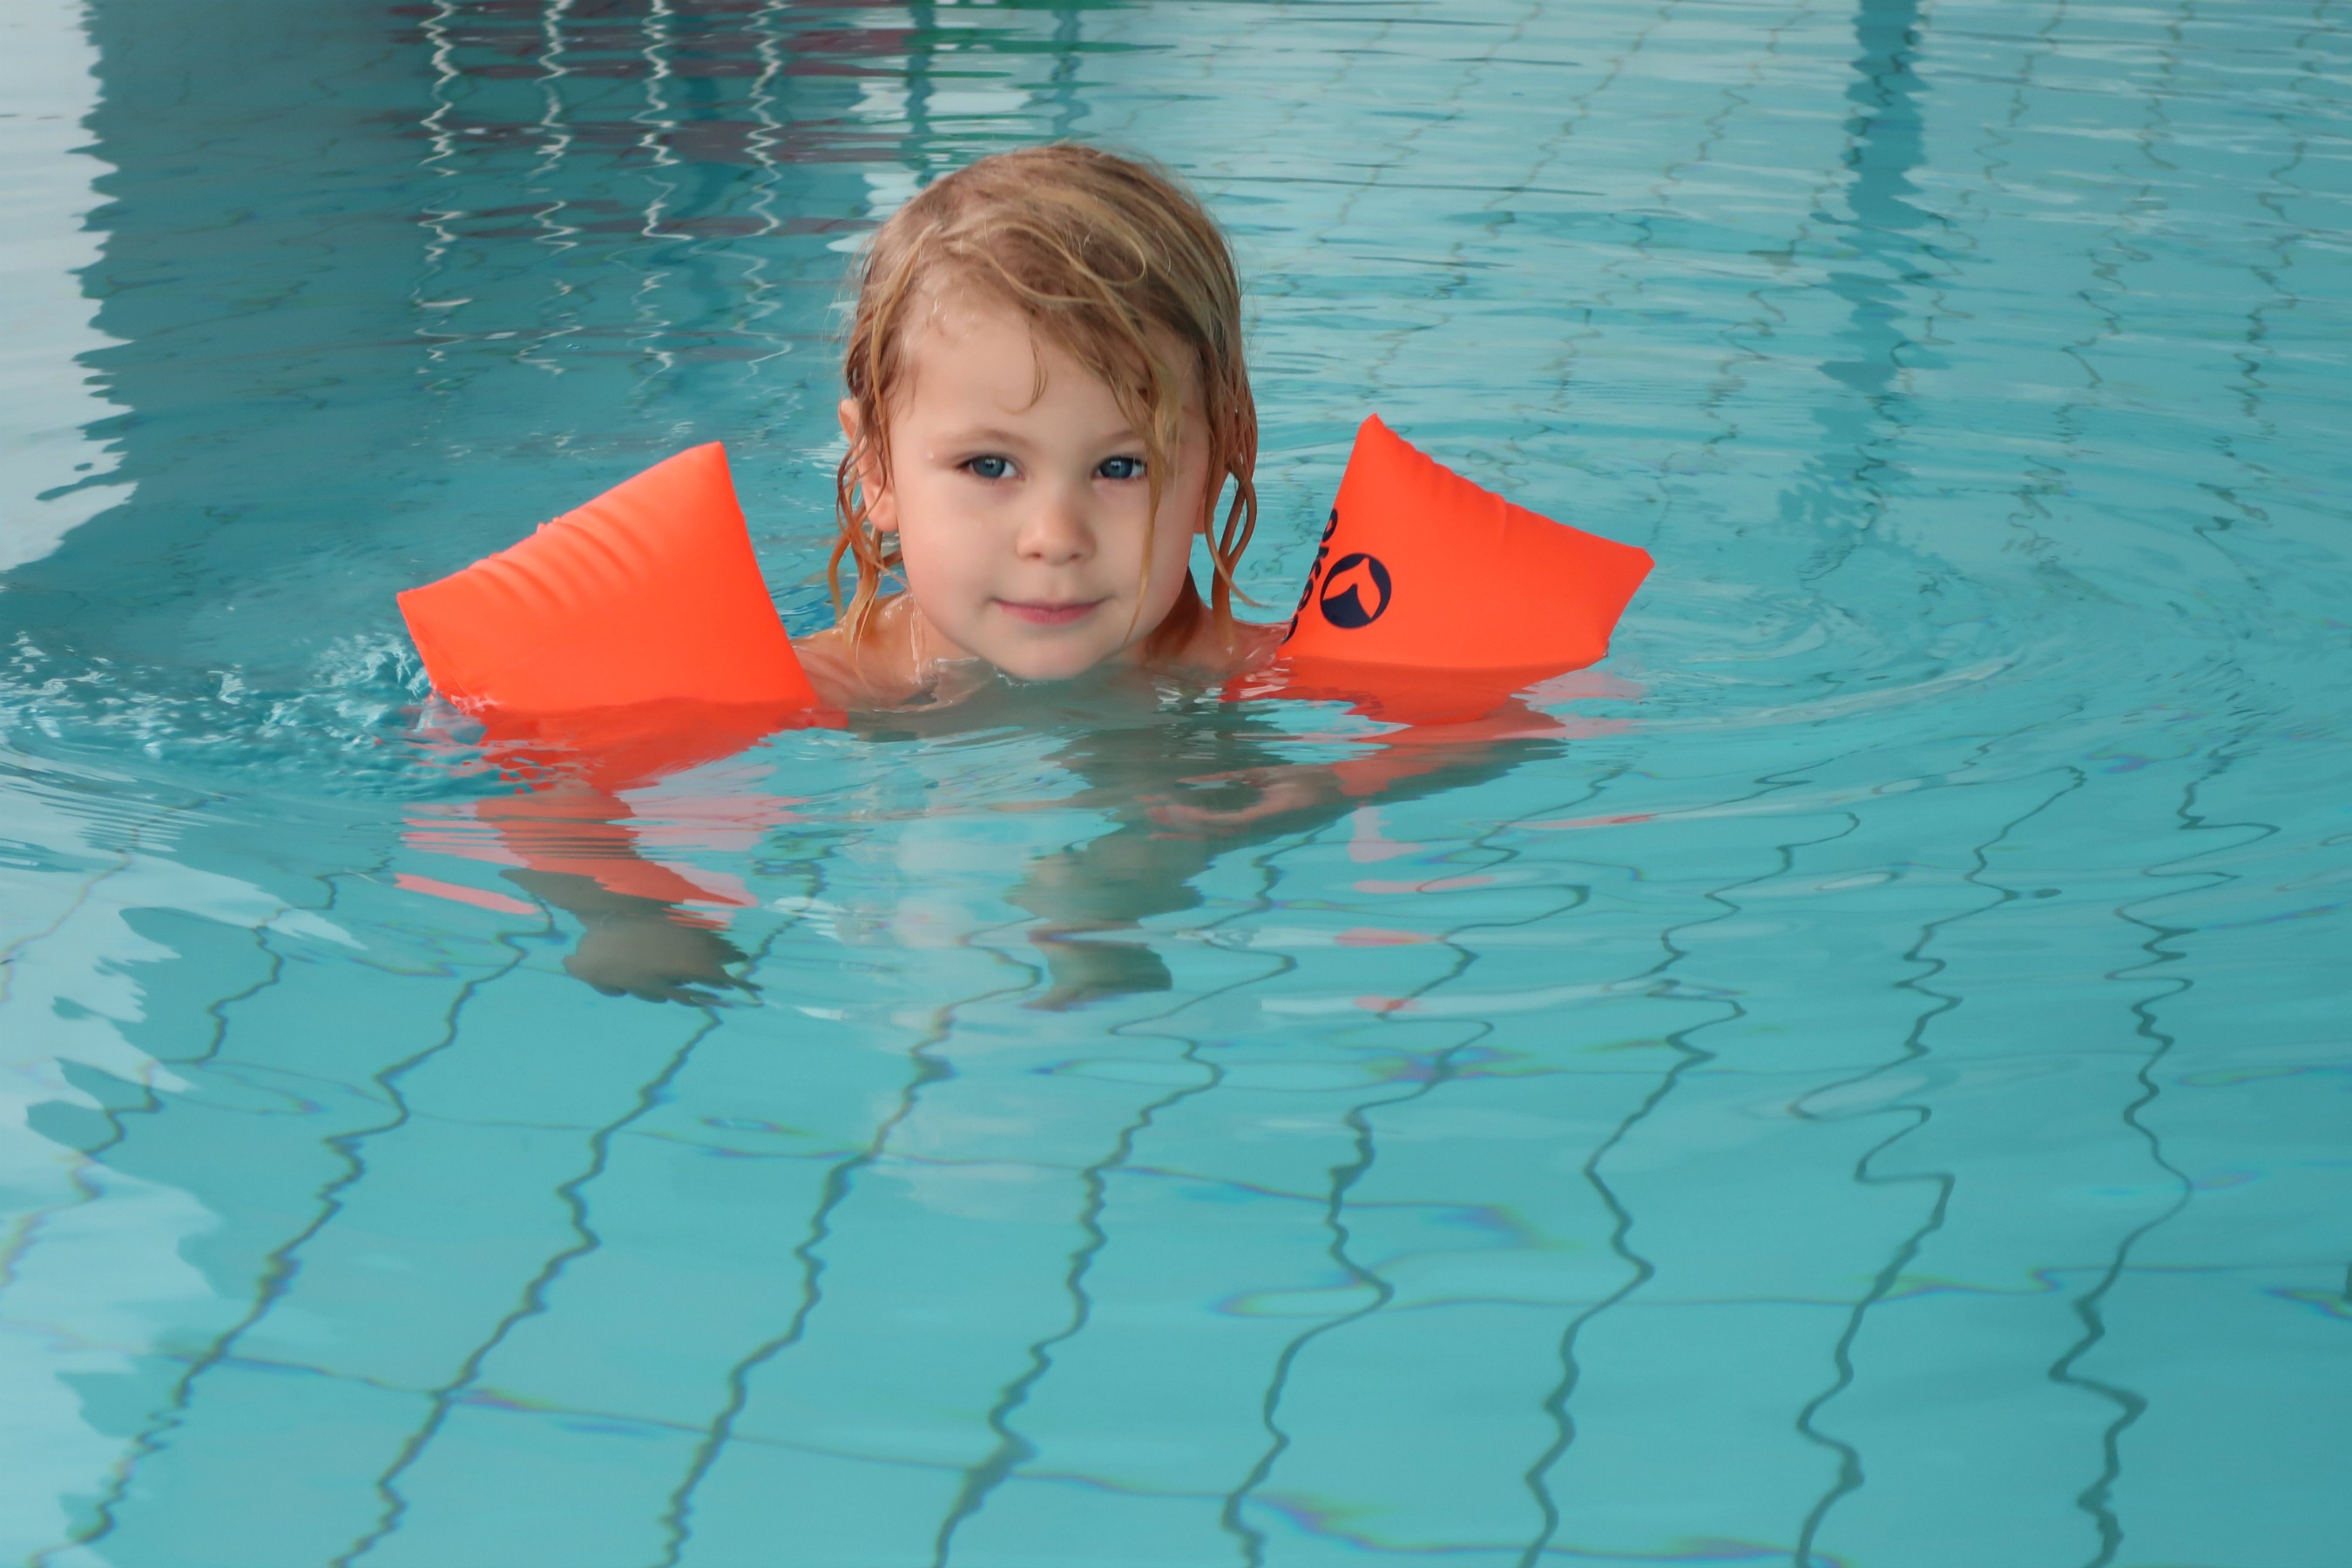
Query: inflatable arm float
[
  {"left": 396, "top": 422, "right": 1650, "bottom": 760},
  {"left": 1233, "top": 415, "right": 1652, "bottom": 725},
  {"left": 399, "top": 443, "right": 818, "bottom": 717},
  {"left": 398, "top": 443, "right": 835, "bottom": 783}
]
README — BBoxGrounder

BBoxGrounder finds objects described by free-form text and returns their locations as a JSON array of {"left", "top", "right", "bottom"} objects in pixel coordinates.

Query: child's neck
[{"left": 798, "top": 577, "right": 1275, "bottom": 713}]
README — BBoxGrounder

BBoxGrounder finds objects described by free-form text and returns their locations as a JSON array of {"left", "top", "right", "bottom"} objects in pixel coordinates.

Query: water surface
[{"left": 2, "top": 1, "right": 2347, "bottom": 1565}]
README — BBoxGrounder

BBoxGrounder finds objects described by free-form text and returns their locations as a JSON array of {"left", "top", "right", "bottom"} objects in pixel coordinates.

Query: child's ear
[{"left": 838, "top": 398, "right": 898, "bottom": 533}]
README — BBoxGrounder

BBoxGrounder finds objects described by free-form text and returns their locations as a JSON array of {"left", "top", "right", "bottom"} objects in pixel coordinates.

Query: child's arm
[{"left": 414, "top": 784, "right": 759, "bottom": 1004}]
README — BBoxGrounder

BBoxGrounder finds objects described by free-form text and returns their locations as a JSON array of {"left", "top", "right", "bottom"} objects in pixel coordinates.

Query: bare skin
[{"left": 794, "top": 287, "right": 1280, "bottom": 709}]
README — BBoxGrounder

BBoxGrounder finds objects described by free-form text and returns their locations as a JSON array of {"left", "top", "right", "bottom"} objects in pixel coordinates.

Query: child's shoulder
[
  {"left": 1162, "top": 616, "right": 1284, "bottom": 682},
  {"left": 794, "top": 594, "right": 994, "bottom": 712},
  {"left": 793, "top": 597, "right": 918, "bottom": 711},
  {"left": 788, "top": 625, "right": 861, "bottom": 710}
]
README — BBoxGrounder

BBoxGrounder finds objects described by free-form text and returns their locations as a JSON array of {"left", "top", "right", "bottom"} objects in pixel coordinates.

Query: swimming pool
[{"left": 2, "top": 0, "right": 2346, "bottom": 1562}]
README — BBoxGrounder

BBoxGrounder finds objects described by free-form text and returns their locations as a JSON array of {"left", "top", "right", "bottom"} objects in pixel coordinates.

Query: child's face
[{"left": 843, "top": 289, "right": 1210, "bottom": 682}]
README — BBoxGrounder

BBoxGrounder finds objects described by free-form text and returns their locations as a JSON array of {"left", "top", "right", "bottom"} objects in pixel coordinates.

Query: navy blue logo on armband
[{"left": 1317, "top": 551, "right": 1392, "bottom": 629}]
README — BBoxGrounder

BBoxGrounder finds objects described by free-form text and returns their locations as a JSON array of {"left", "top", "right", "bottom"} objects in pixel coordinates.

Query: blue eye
[
  {"left": 1098, "top": 456, "right": 1146, "bottom": 481},
  {"left": 965, "top": 455, "right": 1012, "bottom": 481}
]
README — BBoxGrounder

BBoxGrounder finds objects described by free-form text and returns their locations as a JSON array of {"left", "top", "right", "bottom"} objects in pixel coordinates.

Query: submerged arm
[{"left": 476, "top": 787, "right": 758, "bottom": 1005}]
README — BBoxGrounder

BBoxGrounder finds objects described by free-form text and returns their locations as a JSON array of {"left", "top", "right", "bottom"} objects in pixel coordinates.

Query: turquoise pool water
[{"left": 2, "top": 0, "right": 2347, "bottom": 1563}]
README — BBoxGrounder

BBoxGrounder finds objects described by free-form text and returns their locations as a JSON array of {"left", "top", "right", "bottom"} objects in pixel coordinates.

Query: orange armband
[
  {"left": 398, "top": 443, "right": 819, "bottom": 718},
  {"left": 1234, "top": 416, "right": 1651, "bottom": 732},
  {"left": 397, "top": 444, "right": 834, "bottom": 785},
  {"left": 1281, "top": 415, "right": 1652, "bottom": 673}
]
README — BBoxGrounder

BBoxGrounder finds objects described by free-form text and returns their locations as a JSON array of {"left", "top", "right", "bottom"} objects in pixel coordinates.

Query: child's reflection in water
[
  {"left": 1001, "top": 681, "right": 1592, "bottom": 1010},
  {"left": 419, "top": 670, "right": 1619, "bottom": 1008},
  {"left": 502, "top": 865, "right": 758, "bottom": 1007},
  {"left": 408, "top": 708, "right": 778, "bottom": 1004}
]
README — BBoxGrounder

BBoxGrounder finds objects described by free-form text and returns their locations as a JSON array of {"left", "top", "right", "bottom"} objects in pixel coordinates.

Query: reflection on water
[
  {"left": 400, "top": 672, "right": 1595, "bottom": 1010},
  {"left": 0, "top": 0, "right": 129, "bottom": 578},
  {"left": 3, "top": 0, "right": 2349, "bottom": 1565}
]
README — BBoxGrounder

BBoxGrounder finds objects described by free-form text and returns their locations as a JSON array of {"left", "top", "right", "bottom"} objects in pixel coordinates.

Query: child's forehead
[
  {"left": 896, "top": 287, "right": 1058, "bottom": 400},
  {"left": 906, "top": 275, "right": 1032, "bottom": 346},
  {"left": 895, "top": 276, "right": 1196, "bottom": 409}
]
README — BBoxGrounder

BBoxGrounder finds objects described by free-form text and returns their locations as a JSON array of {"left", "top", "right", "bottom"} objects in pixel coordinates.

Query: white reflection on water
[{"left": 0, "top": 0, "right": 128, "bottom": 575}]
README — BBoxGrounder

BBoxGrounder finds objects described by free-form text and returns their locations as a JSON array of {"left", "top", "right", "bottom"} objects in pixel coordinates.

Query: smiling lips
[{"left": 996, "top": 598, "right": 1104, "bottom": 626}]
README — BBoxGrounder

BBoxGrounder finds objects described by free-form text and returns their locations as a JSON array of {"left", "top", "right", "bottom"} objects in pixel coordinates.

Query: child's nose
[{"left": 1016, "top": 483, "right": 1093, "bottom": 564}]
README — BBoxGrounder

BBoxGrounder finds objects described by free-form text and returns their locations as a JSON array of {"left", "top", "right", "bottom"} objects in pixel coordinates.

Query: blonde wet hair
[{"left": 828, "top": 143, "right": 1259, "bottom": 656}]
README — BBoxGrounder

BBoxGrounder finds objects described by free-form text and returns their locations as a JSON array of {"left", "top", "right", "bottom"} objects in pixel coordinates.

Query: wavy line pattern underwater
[{"left": 1, "top": 0, "right": 2348, "bottom": 1565}]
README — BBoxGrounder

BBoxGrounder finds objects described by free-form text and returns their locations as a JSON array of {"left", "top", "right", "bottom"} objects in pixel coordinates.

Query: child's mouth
[{"left": 996, "top": 598, "right": 1104, "bottom": 626}]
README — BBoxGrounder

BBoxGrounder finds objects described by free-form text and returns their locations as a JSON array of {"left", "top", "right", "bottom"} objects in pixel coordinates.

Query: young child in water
[
  {"left": 436, "top": 145, "right": 1586, "bottom": 1003},
  {"left": 793, "top": 143, "right": 1282, "bottom": 709}
]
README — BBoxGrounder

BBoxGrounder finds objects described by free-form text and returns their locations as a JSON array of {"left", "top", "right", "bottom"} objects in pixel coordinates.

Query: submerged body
[{"left": 488, "top": 675, "right": 1571, "bottom": 1004}]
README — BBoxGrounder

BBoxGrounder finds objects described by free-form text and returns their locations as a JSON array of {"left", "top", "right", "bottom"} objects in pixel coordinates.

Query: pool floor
[{"left": 1, "top": 1, "right": 2348, "bottom": 1564}]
